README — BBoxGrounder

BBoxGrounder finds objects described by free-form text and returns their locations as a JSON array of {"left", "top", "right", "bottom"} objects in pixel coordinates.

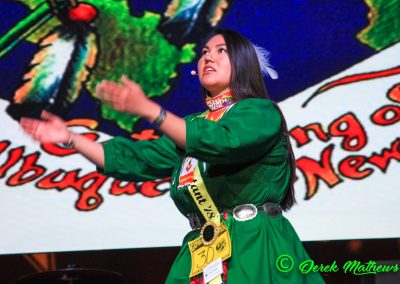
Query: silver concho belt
[
  {"left": 232, "top": 204, "right": 258, "bottom": 221},
  {"left": 187, "top": 202, "right": 282, "bottom": 229},
  {"left": 233, "top": 202, "right": 282, "bottom": 221}
]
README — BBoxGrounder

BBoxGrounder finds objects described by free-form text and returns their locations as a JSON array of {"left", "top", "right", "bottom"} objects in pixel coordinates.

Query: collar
[{"left": 205, "top": 89, "right": 234, "bottom": 111}]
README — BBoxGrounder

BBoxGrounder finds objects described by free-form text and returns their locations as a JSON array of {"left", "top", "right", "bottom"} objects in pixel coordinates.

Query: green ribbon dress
[{"left": 101, "top": 98, "right": 325, "bottom": 283}]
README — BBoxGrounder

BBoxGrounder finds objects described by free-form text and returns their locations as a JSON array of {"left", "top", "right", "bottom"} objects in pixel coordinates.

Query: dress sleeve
[
  {"left": 99, "top": 134, "right": 180, "bottom": 181},
  {"left": 185, "top": 98, "right": 282, "bottom": 164}
]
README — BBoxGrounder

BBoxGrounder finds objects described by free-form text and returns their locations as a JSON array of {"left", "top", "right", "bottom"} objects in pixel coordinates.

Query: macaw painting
[{"left": 0, "top": 0, "right": 399, "bottom": 254}]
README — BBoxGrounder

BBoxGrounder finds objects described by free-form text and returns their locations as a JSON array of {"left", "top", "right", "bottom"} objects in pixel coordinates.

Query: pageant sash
[
  {"left": 187, "top": 166, "right": 231, "bottom": 279},
  {"left": 188, "top": 166, "right": 220, "bottom": 225},
  {"left": 183, "top": 91, "right": 236, "bottom": 281}
]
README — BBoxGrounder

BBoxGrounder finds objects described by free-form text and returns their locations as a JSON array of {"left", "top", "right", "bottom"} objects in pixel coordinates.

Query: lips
[{"left": 203, "top": 66, "right": 216, "bottom": 74}]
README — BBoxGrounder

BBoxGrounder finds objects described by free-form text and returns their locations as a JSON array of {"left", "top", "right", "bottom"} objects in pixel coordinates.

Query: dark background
[{"left": 0, "top": 238, "right": 399, "bottom": 283}]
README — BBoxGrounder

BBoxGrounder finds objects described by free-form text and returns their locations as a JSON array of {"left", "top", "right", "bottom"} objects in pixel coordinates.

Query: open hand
[
  {"left": 20, "top": 111, "right": 70, "bottom": 144},
  {"left": 96, "top": 75, "right": 151, "bottom": 116}
]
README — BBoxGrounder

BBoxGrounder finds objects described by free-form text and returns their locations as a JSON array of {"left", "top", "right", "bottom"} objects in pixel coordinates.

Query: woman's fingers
[
  {"left": 97, "top": 81, "right": 119, "bottom": 103},
  {"left": 20, "top": 114, "right": 70, "bottom": 144},
  {"left": 96, "top": 83, "right": 109, "bottom": 101},
  {"left": 20, "top": 117, "right": 50, "bottom": 141},
  {"left": 96, "top": 81, "right": 110, "bottom": 99},
  {"left": 96, "top": 80, "right": 131, "bottom": 112},
  {"left": 121, "top": 75, "right": 137, "bottom": 88},
  {"left": 96, "top": 77, "right": 148, "bottom": 115},
  {"left": 41, "top": 110, "right": 58, "bottom": 121},
  {"left": 20, "top": 117, "right": 39, "bottom": 136},
  {"left": 20, "top": 117, "right": 33, "bottom": 130},
  {"left": 97, "top": 81, "right": 121, "bottom": 94}
]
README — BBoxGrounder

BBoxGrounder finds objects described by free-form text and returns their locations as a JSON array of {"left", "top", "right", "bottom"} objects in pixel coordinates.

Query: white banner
[{"left": 0, "top": 42, "right": 399, "bottom": 254}]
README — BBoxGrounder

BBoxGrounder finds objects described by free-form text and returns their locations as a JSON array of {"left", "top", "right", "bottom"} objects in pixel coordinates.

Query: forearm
[
  {"left": 96, "top": 77, "right": 187, "bottom": 149},
  {"left": 69, "top": 132, "right": 105, "bottom": 168},
  {"left": 159, "top": 111, "right": 186, "bottom": 149},
  {"left": 142, "top": 101, "right": 186, "bottom": 149}
]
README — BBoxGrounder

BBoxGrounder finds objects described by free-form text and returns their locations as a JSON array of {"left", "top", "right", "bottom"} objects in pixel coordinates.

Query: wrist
[
  {"left": 153, "top": 107, "right": 167, "bottom": 127},
  {"left": 142, "top": 101, "right": 162, "bottom": 122},
  {"left": 63, "top": 131, "right": 75, "bottom": 148}
]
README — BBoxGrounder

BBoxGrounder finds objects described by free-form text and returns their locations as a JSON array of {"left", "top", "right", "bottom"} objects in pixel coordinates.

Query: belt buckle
[{"left": 232, "top": 204, "right": 258, "bottom": 221}]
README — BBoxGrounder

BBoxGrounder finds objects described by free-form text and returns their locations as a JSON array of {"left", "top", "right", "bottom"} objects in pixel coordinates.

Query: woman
[{"left": 20, "top": 29, "right": 324, "bottom": 283}]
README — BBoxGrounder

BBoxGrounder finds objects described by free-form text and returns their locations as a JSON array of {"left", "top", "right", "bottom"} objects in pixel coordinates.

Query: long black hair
[{"left": 201, "top": 29, "right": 297, "bottom": 211}]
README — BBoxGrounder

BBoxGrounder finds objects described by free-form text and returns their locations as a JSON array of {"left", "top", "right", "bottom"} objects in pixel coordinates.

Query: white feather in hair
[{"left": 253, "top": 44, "right": 279, "bottom": 79}]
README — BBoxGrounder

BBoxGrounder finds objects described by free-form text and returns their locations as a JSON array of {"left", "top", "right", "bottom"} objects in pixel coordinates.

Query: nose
[{"left": 204, "top": 52, "right": 214, "bottom": 63}]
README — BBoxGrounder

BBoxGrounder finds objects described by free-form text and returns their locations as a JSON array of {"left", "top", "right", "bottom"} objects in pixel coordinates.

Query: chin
[{"left": 201, "top": 83, "right": 223, "bottom": 94}]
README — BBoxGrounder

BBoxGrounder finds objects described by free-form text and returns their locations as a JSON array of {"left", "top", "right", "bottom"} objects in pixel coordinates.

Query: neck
[{"left": 209, "top": 88, "right": 231, "bottom": 98}]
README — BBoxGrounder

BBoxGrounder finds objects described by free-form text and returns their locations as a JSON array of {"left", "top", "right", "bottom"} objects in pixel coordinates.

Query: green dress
[{"left": 101, "top": 98, "right": 325, "bottom": 283}]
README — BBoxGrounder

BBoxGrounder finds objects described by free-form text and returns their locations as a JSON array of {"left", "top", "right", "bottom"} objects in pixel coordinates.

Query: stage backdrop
[{"left": 0, "top": 0, "right": 399, "bottom": 255}]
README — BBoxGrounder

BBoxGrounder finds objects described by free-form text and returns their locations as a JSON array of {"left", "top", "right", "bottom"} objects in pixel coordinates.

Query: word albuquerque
[{"left": 0, "top": 130, "right": 169, "bottom": 211}]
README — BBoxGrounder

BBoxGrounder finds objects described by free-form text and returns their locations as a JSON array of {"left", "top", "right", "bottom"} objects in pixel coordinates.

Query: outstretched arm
[
  {"left": 20, "top": 75, "right": 187, "bottom": 170},
  {"left": 96, "top": 76, "right": 187, "bottom": 149},
  {"left": 20, "top": 111, "right": 105, "bottom": 168}
]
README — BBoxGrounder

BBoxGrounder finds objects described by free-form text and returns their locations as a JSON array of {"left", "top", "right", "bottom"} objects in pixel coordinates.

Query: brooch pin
[{"left": 200, "top": 221, "right": 219, "bottom": 246}]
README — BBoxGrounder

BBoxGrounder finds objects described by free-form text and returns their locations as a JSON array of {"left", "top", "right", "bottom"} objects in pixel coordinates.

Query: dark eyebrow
[{"left": 203, "top": 43, "right": 227, "bottom": 49}]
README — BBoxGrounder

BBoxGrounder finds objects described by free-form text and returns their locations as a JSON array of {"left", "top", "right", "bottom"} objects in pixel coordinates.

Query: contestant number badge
[{"left": 188, "top": 223, "right": 231, "bottom": 277}]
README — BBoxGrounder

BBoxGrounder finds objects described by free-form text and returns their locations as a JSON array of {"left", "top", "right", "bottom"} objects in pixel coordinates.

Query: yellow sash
[
  {"left": 182, "top": 93, "right": 236, "bottom": 282},
  {"left": 187, "top": 167, "right": 231, "bottom": 283}
]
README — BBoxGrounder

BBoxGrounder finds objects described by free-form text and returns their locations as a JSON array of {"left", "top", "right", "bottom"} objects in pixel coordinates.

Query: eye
[
  {"left": 201, "top": 49, "right": 209, "bottom": 55},
  {"left": 218, "top": 47, "right": 227, "bottom": 54}
]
